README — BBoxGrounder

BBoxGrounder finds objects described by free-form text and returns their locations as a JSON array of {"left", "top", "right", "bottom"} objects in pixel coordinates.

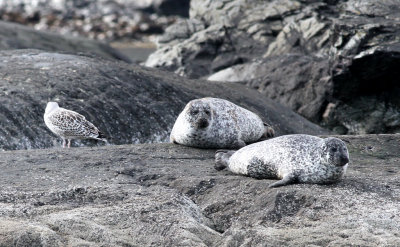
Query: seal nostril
[
  {"left": 198, "top": 119, "right": 209, "bottom": 128},
  {"left": 341, "top": 156, "right": 349, "bottom": 165}
]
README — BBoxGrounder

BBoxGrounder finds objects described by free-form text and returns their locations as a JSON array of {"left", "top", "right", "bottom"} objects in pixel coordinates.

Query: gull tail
[{"left": 94, "top": 131, "right": 108, "bottom": 143}]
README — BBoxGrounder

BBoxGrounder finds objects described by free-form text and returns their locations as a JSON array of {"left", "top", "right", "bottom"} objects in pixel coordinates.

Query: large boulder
[
  {"left": 146, "top": 0, "right": 400, "bottom": 135},
  {"left": 146, "top": 0, "right": 332, "bottom": 78},
  {"left": 326, "top": 2, "right": 400, "bottom": 134},
  {"left": 0, "top": 20, "right": 131, "bottom": 63},
  {"left": 0, "top": 49, "right": 327, "bottom": 150},
  {"left": 0, "top": 134, "right": 399, "bottom": 245},
  {"left": 208, "top": 54, "right": 331, "bottom": 123}
]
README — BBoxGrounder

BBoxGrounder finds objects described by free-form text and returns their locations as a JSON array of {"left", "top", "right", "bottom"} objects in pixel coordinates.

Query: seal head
[
  {"left": 186, "top": 100, "right": 212, "bottom": 129},
  {"left": 170, "top": 97, "right": 274, "bottom": 148},
  {"left": 321, "top": 137, "right": 349, "bottom": 167}
]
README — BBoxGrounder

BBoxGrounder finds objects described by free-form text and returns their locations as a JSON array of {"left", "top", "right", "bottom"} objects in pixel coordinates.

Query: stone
[
  {"left": 0, "top": 0, "right": 188, "bottom": 41},
  {"left": 146, "top": 0, "right": 400, "bottom": 134},
  {"left": 0, "top": 49, "right": 327, "bottom": 150},
  {"left": 0, "top": 20, "right": 131, "bottom": 63},
  {"left": 0, "top": 134, "right": 399, "bottom": 245},
  {"left": 209, "top": 55, "right": 332, "bottom": 122}
]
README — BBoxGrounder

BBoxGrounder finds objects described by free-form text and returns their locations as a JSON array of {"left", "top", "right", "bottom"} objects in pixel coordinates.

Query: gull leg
[
  {"left": 62, "top": 139, "right": 66, "bottom": 148},
  {"left": 67, "top": 139, "right": 71, "bottom": 148}
]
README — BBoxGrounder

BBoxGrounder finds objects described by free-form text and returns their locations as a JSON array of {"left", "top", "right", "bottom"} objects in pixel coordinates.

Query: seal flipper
[
  {"left": 263, "top": 122, "right": 275, "bottom": 138},
  {"left": 236, "top": 139, "right": 246, "bottom": 148},
  {"left": 268, "top": 173, "right": 296, "bottom": 188},
  {"left": 170, "top": 136, "right": 179, "bottom": 144},
  {"left": 215, "top": 150, "right": 235, "bottom": 171}
]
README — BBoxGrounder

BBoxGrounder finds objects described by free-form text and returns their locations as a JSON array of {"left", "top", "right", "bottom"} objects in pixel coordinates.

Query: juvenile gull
[{"left": 44, "top": 102, "right": 106, "bottom": 148}]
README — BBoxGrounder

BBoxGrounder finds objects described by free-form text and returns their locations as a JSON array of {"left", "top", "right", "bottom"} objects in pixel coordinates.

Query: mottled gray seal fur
[
  {"left": 170, "top": 97, "right": 274, "bottom": 149},
  {"left": 215, "top": 134, "right": 349, "bottom": 187}
]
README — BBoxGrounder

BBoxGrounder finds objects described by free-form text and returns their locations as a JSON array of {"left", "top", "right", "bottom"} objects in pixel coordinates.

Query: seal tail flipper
[
  {"left": 263, "top": 122, "right": 275, "bottom": 138},
  {"left": 170, "top": 135, "right": 179, "bottom": 144},
  {"left": 268, "top": 173, "right": 296, "bottom": 188},
  {"left": 215, "top": 150, "right": 235, "bottom": 171}
]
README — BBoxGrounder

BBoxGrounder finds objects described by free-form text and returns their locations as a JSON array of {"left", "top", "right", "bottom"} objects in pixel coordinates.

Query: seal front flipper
[
  {"left": 263, "top": 122, "right": 275, "bottom": 138},
  {"left": 235, "top": 139, "right": 246, "bottom": 148},
  {"left": 215, "top": 150, "right": 235, "bottom": 171},
  {"left": 268, "top": 173, "right": 296, "bottom": 188}
]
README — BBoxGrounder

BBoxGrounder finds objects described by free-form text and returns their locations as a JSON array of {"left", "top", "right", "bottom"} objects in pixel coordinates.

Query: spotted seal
[
  {"left": 215, "top": 134, "right": 349, "bottom": 187},
  {"left": 170, "top": 97, "right": 274, "bottom": 149}
]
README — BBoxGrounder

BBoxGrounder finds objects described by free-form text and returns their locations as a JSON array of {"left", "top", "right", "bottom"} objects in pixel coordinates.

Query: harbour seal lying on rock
[
  {"left": 215, "top": 134, "right": 349, "bottom": 187},
  {"left": 170, "top": 97, "right": 274, "bottom": 149}
]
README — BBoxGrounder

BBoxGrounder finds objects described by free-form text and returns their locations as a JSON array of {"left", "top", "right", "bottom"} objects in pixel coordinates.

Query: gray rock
[
  {"left": 0, "top": 20, "right": 131, "bottom": 63},
  {"left": 147, "top": 0, "right": 331, "bottom": 78},
  {"left": 0, "top": 134, "right": 400, "bottom": 246},
  {"left": 147, "top": 0, "right": 400, "bottom": 134},
  {"left": 0, "top": 0, "right": 187, "bottom": 41},
  {"left": 0, "top": 49, "right": 327, "bottom": 150},
  {"left": 327, "top": 5, "right": 400, "bottom": 134},
  {"left": 209, "top": 55, "right": 331, "bottom": 122},
  {"left": 157, "top": 19, "right": 205, "bottom": 47}
]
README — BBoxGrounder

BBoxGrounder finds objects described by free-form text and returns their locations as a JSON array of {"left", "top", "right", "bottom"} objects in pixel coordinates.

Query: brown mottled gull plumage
[{"left": 44, "top": 102, "right": 106, "bottom": 148}]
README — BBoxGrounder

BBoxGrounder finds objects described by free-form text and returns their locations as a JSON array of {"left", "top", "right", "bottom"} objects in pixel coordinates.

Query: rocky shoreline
[
  {"left": 0, "top": 0, "right": 189, "bottom": 42},
  {"left": 146, "top": 0, "right": 400, "bottom": 135},
  {"left": 0, "top": 134, "right": 399, "bottom": 246},
  {"left": 0, "top": 49, "right": 327, "bottom": 151},
  {"left": 0, "top": 1, "right": 399, "bottom": 246}
]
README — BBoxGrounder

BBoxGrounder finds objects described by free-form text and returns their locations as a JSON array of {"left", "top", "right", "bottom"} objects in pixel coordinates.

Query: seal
[
  {"left": 215, "top": 134, "right": 349, "bottom": 187},
  {"left": 170, "top": 97, "right": 274, "bottom": 149}
]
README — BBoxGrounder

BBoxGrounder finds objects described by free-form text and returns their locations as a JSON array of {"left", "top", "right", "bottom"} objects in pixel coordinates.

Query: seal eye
[
  {"left": 191, "top": 109, "right": 199, "bottom": 115},
  {"left": 331, "top": 147, "right": 337, "bottom": 152},
  {"left": 204, "top": 110, "right": 211, "bottom": 115}
]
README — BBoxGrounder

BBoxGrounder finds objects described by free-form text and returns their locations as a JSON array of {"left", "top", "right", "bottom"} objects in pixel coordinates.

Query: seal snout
[
  {"left": 197, "top": 118, "right": 209, "bottom": 128},
  {"left": 339, "top": 155, "right": 349, "bottom": 166}
]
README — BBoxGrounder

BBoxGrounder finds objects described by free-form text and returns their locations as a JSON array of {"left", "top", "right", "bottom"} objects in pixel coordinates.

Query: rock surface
[
  {"left": 146, "top": 0, "right": 400, "bottom": 135},
  {"left": 0, "top": 49, "right": 327, "bottom": 150},
  {"left": 0, "top": 0, "right": 189, "bottom": 41},
  {"left": 0, "top": 20, "right": 131, "bottom": 63},
  {"left": 0, "top": 134, "right": 399, "bottom": 246}
]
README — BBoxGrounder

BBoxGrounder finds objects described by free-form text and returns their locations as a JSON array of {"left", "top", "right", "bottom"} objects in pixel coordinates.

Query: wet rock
[
  {"left": 0, "top": 134, "right": 400, "bottom": 245},
  {"left": 0, "top": 20, "right": 131, "bottom": 63},
  {"left": 0, "top": 49, "right": 327, "bottom": 150}
]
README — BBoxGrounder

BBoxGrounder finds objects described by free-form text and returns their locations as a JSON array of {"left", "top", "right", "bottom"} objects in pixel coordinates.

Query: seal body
[
  {"left": 170, "top": 97, "right": 274, "bottom": 149},
  {"left": 215, "top": 134, "right": 349, "bottom": 187}
]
